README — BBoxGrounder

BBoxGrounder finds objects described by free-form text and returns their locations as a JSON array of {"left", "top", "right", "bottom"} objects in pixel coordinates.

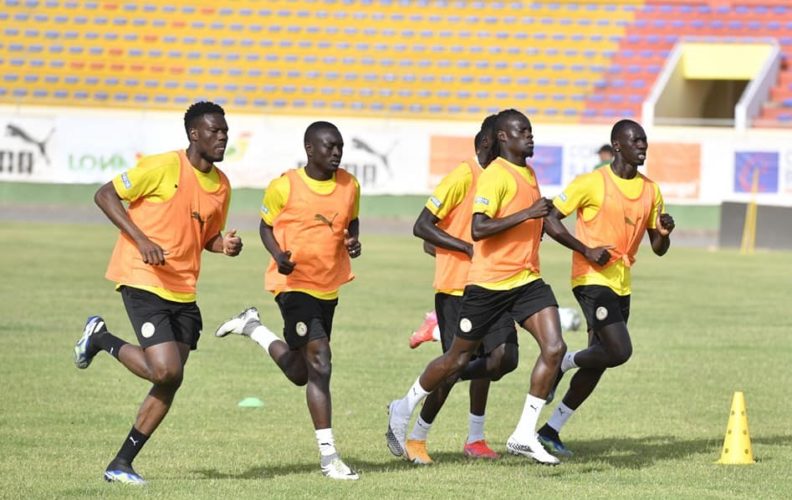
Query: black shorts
[
  {"left": 275, "top": 291, "right": 337, "bottom": 349},
  {"left": 455, "top": 279, "right": 558, "bottom": 342},
  {"left": 120, "top": 286, "right": 203, "bottom": 350},
  {"left": 573, "top": 285, "right": 631, "bottom": 331},
  {"left": 435, "top": 293, "right": 518, "bottom": 355}
]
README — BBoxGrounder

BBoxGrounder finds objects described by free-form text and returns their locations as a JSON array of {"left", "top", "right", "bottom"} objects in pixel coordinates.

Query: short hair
[
  {"left": 474, "top": 114, "right": 498, "bottom": 150},
  {"left": 494, "top": 108, "right": 528, "bottom": 136},
  {"left": 610, "top": 119, "right": 641, "bottom": 143},
  {"left": 304, "top": 121, "right": 339, "bottom": 145},
  {"left": 184, "top": 101, "right": 225, "bottom": 134},
  {"left": 598, "top": 144, "right": 614, "bottom": 154}
]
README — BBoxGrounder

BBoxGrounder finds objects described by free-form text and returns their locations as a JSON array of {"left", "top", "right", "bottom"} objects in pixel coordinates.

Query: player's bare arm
[
  {"left": 470, "top": 197, "right": 552, "bottom": 241},
  {"left": 413, "top": 207, "right": 473, "bottom": 257},
  {"left": 345, "top": 218, "right": 361, "bottom": 258},
  {"left": 204, "top": 229, "right": 243, "bottom": 256},
  {"left": 422, "top": 241, "right": 437, "bottom": 257},
  {"left": 259, "top": 219, "right": 295, "bottom": 274},
  {"left": 94, "top": 182, "right": 166, "bottom": 266},
  {"left": 648, "top": 213, "right": 674, "bottom": 256},
  {"left": 543, "top": 207, "right": 612, "bottom": 266}
]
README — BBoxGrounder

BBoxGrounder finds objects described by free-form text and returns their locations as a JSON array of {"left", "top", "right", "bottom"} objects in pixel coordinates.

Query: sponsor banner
[
  {"left": 782, "top": 148, "right": 792, "bottom": 195},
  {"left": 2, "top": 107, "right": 792, "bottom": 206},
  {"left": 55, "top": 116, "right": 183, "bottom": 183},
  {"left": 256, "top": 121, "right": 429, "bottom": 195},
  {"left": 426, "top": 138, "right": 566, "bottom": 192},
  {"left": 47, "top": 114, "right": 431, "bottom": 194},
  {"left": 428, "top": 135, "right": 475, "bottom": 189},
  {"left": 733, "top": 151, "right": 779, "bottom": 194},
  {"left": 531, "top": 145, "right": 563, "bottom": 187},
  {"left": 333, "top": 126, "right": 428, "bottom": 195},
  {"left": 563, "top": 142, "right": 609, "bottom": 180},
  {"left": 0, "top": 118, "right": 56, "bottom": 181},
  {"left": 645, "top": 142, "right": 701, "bottom": 201}
]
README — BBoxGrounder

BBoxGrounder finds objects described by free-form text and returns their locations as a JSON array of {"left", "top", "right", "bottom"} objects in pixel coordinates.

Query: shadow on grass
[
  {"left": 192, "top": 446, "right": 520, "bottom": 480},
  {"left": 191, "top": 435, "right": 792, "bottom": 479},
  {"left": 526, "top": 434, "right": 792, "bottom": 471}
]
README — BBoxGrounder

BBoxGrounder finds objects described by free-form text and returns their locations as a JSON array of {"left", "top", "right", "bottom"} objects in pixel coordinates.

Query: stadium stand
[
  {"left": 0, "top": 0, "right": 635, "bottom": 121},
  {"left": 0, "top": 1, "right": 790, "bottom": 127},
  {"left": 586, "top": 0, "right": 792, "bottom": 126}
]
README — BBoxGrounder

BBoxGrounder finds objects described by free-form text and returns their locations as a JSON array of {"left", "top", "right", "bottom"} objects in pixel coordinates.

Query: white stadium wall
[{"left": 1, "top": 105, "right": 791, "bottom": 206}]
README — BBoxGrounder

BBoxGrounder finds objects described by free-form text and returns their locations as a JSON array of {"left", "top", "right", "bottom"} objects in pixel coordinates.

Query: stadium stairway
[{"left": 583, "top": 1, "right": 792, "bottom": 127}]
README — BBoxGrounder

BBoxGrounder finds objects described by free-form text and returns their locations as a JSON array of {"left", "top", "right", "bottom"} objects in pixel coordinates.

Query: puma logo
[
  {"left": 129, "top": 437, "right": 139, "bottom": 446},
  {"left": 192, "top": 211, "right": 205, "bottom": 230},
  {"left": 6, "top": 124, "right": 54, "bottom": 164},
  {"left": 558, "top": 407, "right": 566, "bottom": 415},
  {"left": 351, "top": 137, "right": 396, "bottom": 176},
  {"left": 314, "top": 212, "right": 338, "bottom": 232}
]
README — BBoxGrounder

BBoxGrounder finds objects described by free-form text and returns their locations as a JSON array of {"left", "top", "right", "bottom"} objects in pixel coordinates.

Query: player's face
[
  {"left": 309, "top": 128, "right": 344, "bottom": 175},
  {"left": 615, "top": 125, "right": 648, "bottom": 166},
  {"left": 191, "top": 113, "right": 229, "bottom": 163},
  {"left": 499, "top": 114, "right": 534, "bottom": 159}
]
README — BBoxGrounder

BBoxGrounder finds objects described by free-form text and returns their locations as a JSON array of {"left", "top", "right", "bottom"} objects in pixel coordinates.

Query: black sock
[
  {"left": 93, "top": 331, "right": 128, "bottom": 360},
  {"left": 114, "top": 427, "right": 149, "bottom": 465}
]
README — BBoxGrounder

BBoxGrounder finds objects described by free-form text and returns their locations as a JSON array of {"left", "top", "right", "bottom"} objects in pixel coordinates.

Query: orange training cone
[{"left": 716, "top": 391, "right": 755, "bottom": 465}]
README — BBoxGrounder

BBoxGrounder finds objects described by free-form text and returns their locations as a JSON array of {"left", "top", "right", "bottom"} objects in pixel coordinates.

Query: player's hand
[
  {"left": 275, "top": 250, "right": 295, "bottom": 275},
  {"left": 136, "top": 237, "right": 168, "bottom": 266},
  {"left": 222, "top": 229, "right": 243, "bottom": 256},
  {"left": 463, "top": 242, "right": 474, "bottom": 259},
  {"left": 525, "top": 197, "right": 553, "bottom": 219},
  {"left": 344, "top": 229, "right": 361, "bottom": 258},
  {"left": 584, "top": 245, "right": 613, "bottom": 266},
  {"left": 657, "top": 213, "right": 675, "bottom": 236}
]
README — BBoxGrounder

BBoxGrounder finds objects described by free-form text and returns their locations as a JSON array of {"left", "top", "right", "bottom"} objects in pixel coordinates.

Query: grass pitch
[{"left": 0, "top": 221, "right": 790, "bottom": 499}]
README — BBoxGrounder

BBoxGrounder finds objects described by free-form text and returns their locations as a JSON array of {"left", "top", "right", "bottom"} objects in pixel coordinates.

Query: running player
[
  {"left": 539, "top": 119, "right": 675, "bottom": 456},
  {"left": 405, "top": 115, "right": 518, "bottom": 464},
  {"left": 73, "top": 101, "right": 242, "bottom": 485},
  {"left": 214, "top": 121, "right": 361, "bottom": 480},
  {"left": 386, "top": 109, "right": 565, "bottom": 465}
]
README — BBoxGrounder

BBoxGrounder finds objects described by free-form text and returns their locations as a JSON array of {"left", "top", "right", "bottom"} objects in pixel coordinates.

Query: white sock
[
  {"left": 402, "top": 377, "right": 430, "bottom": 415},
  {"left": 547, "top": 402, "right": 575, "bottom": 433},
  {"left": 561, "top": 350, "right": 579, "bottom": 373},
  {"left": 250, "top": 325, "right": 279, "bottom": 353},
  {"left": 409, "top": 416, "right": 433, "bottom": 440},
  {"left": 511, "top": 394, "right": 546, "bottom": 442},
  {"left": 431, "top": 325, "right": 441, "bottom": 341},
  {"left": 467, "top": 413, "right": 486, "bottom": 443},
  {"left": 315, "top": 428, "right": 337, "bottom": 457}
]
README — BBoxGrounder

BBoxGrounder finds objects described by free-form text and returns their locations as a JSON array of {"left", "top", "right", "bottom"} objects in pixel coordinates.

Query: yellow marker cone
[{"left": 716, "top": 391, "right": 755, "bottom": 464}]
